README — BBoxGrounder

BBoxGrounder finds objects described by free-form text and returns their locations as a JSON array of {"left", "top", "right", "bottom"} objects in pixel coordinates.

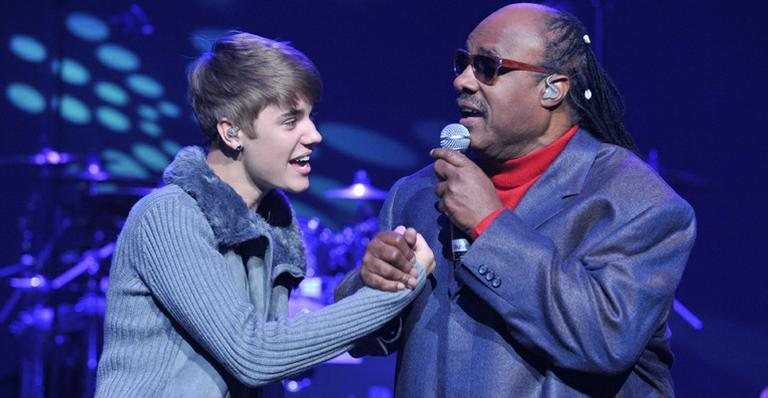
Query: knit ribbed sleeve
[{"left": 109, "top": 190, "right": 425, "bottom": 389}]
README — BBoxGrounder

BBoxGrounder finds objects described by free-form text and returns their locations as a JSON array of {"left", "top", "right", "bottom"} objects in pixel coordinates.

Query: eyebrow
[
  {"left": 475, "top": 47, "right": 500, "bottom": 57},
  {"left": 280, "top": 108, "right": 304, "bottom": 118}
]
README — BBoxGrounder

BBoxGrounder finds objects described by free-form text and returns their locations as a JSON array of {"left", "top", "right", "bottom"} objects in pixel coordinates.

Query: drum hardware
[{"left": 324, "top": 170, "right": 388, "bottom": 200}]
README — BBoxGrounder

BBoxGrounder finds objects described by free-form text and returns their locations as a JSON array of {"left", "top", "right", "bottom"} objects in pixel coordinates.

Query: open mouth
[
  {"left": 460, "top": 108, "right": 484, "bottom": 118},
  {"left": 289, "top": 154, "right": 311, "bottom": 167}
]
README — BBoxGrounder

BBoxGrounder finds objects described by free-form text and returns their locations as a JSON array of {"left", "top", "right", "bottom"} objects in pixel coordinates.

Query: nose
[
  {"left": 453, "top": 64, "right": 479, "bottom": 93},
  {"left": 303, "top": 120, "right": 322, "bottom": 146}
]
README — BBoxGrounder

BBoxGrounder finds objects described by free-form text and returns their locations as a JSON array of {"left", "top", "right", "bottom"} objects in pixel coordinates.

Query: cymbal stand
[{"left": 1, "top": 194, "right": 71, "bottom": 398}]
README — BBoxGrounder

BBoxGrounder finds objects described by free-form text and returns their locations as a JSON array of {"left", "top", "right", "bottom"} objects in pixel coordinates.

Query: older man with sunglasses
[{"left": 336, "top": 3, "right": 695, "bottom": 397}]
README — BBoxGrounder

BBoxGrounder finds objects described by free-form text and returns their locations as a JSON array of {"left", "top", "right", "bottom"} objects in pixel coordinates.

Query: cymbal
[{"left": 324, "top": 169, "right": 388, "bottom": 200}]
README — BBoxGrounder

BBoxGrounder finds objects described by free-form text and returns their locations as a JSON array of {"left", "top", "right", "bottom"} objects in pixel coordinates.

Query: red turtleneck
[{"left": 470, "top": 124, "right": 579, "bottom": 240}]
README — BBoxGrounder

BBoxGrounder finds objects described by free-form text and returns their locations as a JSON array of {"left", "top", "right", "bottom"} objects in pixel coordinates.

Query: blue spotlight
[
  {"left": 6, "top": 83, "right": 46, "bottom": 114},
  {"left": 59, "top": 95, "right": 92, "bottom": 124},
  {"left": 157, "top": 100, "right": 181, "bottom": 118},
  {"left": 102, "top": 149, "right": 149, "bottom": 179},
  {"left": 94, "top": 81, "right": 129, "bottom": 106},
  {"left": 161, "top": 140, "right": 182, "bottom": 156},
  {"left": 9, "top": 35, "right": 47, "bottom": 62},
  {"left": 66, "top": 12, "right": 109, "bottom": 42},
  {"left": 132, "top": 143, "right": 170, "bottom": 172},
  {"left": 59, "top": 58, "right": 90, "bottom": 85},
  {"left": 137, "top": 104, "right": 159, "bottom": 120},
  {"left": 96, "top": 106, "right": 131, "bottom": 132},
  {"left": 96, "top": 43, "right": 140, "bottom": 72},
  {"left": 139, "top": 120, "right": 162, "bottom": 137},
  {"left": 126, "top": 74, "right": 163, "bottom": 98}
]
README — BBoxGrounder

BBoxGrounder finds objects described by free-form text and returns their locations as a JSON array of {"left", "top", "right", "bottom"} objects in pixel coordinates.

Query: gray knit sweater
[{"left": 94, "top": 146, "right": 426, "bottom": 397}]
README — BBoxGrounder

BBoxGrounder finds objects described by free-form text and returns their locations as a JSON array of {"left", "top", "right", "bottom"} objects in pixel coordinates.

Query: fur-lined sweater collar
[{"left": 162, "top": 146, "right": 305, "bottom": 275}]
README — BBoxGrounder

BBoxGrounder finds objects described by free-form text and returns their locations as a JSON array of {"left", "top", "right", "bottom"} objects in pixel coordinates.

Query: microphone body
[{"left": 439, "top": 124, "right": 471, "bottom": 261}]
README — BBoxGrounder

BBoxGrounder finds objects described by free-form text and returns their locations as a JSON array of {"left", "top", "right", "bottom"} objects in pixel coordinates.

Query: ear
[
  {"left": 215, "top": 118, "right": 241, "bottom": 151},
  {"left": 540, "top": 74, "right": 570, "bottom": 108}
]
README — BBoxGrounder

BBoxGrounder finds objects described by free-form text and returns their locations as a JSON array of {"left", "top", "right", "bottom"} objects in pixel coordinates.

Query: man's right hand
[{"left": 360, "top": 225, "right": 434, "bottom": 291}]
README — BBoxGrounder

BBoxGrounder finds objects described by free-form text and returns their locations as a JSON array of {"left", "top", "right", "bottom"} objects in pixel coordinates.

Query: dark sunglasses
[{"left": 453, "top": 49, "right": 555, "bottom": 85}]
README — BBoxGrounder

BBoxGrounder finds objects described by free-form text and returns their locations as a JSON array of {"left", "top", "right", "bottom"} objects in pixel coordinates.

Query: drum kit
[{"left": 0, "top": 148, "right": 387, "bottom": 397}]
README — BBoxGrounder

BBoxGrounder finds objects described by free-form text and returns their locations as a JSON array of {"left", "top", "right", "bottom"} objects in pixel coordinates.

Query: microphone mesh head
[{"left": 440, "top": 123, "right": 470, "bottom": 152}]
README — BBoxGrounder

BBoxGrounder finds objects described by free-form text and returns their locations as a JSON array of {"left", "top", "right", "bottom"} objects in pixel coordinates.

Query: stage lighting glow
[
  {"left": 94, "top": 81, "right": 129, "bottom": 106},
  {"left": 66, "top": 12, "right": 109, "bottom": 42},
  {"left": 137, "top": 104, "right": 159, "bottom": 120},
  {"left": 102, "top": 149, "right": 149, "bottom": 179},
  {"left": 96, "top": 43, "right": 139, "bottom": 72},
  {"left": 59, "top": 95, "right": 92, "bottom": 124},
  {"left": 132, "top": 143, "right": 170, "bottom": 172},
  {"left": 157, "top": 100, "right": 181, "bottom": 118},
  {"left": 319, "top": 122, "right": 419, "bottom": 170},
  {"left": 59, "top": 58, "right": 90, "bottom": 85},
  {"left": 161, "top": 140, "right": 182, "bottom": 156},
  {"left": 139, "top": 120, "right": 162, "bottom": 137},
  {"left": 290, "top": 200, "right": 337, "bottom": 230},
  {"left": 96, "top": 106, "right": 131, "bottom": 132},
  {"left": 190, "top": 27, "right": 230, "bottom": 52},
  {"left": 9, "top": 34, "right": 47, "bottom": 62},
  {"left": 6, "top": 83, "right": 46, "bottom": 114},
  {"left": 126, "top": 74, "right": 163, "bottom": 98}
]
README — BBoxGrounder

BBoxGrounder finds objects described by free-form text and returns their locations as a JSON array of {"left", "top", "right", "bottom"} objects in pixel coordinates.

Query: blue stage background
[{"left": 1, "top": 1, "right": 766, "bottom": 396}]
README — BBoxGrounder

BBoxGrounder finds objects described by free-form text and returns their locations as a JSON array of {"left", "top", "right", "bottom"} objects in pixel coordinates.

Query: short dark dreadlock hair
[{"left": 540, "top": 9, "right": 638, "bottom": 152}]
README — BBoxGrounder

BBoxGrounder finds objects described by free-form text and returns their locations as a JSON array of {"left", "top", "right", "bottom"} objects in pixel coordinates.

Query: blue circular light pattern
[
  {"left": 126, "top": 74, "right": 163, "bottom": 98},
  {"left": 157, "top": 100, "right": 181, "bottom": 118},
  {"left": 96, "top": 43, "right": 139, "bottom": 72},
  {"left": 137, "top": 104, "right": 159, "bottom": 121},
  {"left": 161, "top": 140, "right": 182, "bottom": 156},
  {"left": 9, "top": 35, "right": 47, "bottom": 62},
  {"left": 132, "top": 143, "right": 170, "bottom": 172},
  {"left": 139, "top": 120, "right": 162, "bottom": 137},
  {"left": 6, "top": 83, "right": 46, "bottom": 114},
  {"left": 94, "top": 81, "right": 129, "bottom": 106},
  {"left": 96, "top": 106, "right": 131, "bottom": 132},
  {"left": 59, "top": 95, "right": 91, "bottom": 124},
  {"left": 66, "top": 12, "right": 109, "bottom": 42},
  {"left": 318, "top": 122, "right": 420, "bottom": 170},
  {"left": 60, "top": 58, "right": 90, "bottom": 85},
  {"left": 102, "top": 149, "right": 149, "bottom": 179}
]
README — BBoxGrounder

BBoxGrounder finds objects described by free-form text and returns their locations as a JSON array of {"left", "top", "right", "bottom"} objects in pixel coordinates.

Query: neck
[
  {"left": 507, "top": 112, "right": 575, "bottom": 161},
  {"left": 207, "top": 148, "right": 264, "bottom": 210}
]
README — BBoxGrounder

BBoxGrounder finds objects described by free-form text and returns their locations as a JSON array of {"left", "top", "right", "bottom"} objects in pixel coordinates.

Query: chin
[{"left": 283, "top": 180, "right": 310, "bottom": 193}]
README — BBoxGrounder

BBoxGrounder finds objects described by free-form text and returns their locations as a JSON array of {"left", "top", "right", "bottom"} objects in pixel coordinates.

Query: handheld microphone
[{"left": 439, "top": 123, "right": 471, "bottom": 261}]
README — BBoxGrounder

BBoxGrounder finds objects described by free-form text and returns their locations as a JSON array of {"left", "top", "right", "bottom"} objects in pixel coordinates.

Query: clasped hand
[{"left": 360, "top": 226, "right": 435, "bottom": 291}]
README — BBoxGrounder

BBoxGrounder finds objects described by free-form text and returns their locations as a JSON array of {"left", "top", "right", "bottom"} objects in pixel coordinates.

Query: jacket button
[
  {"left": 478, "top": 264, "right": 488, "bottom": 275},
  {"left": 491, "top": 278, "right": 501, "bottom": 288},
  {"left": 484, "top": 271, "right": 495, "bottom": 281}
]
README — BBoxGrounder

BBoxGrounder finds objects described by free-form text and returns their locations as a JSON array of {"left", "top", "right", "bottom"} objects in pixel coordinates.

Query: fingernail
[
  {"left": 408, "top": 278, "right": 417, "bottom": 288},
  {"left": 396, "top": 282, "right": 405, "bottom": 290}
]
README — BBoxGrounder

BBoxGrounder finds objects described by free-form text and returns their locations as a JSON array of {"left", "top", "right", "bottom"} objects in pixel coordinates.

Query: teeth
[{"left": 290, "top": 155, "right": 310, "bottom": 165}]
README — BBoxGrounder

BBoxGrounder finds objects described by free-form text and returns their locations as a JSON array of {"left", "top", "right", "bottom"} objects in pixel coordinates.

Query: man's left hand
[{"left": 431, "top": 148, "right": 503, "bottom": 234}]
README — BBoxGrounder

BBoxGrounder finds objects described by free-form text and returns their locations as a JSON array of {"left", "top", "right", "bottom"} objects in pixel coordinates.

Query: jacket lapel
[{"left": 514, "top": 129, "right": 601, "bottom": 229}]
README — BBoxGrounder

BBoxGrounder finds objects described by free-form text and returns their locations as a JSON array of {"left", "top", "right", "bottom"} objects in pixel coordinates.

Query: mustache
[{"left": 457, "top": 93, "right": 488, "bottom": 114}]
